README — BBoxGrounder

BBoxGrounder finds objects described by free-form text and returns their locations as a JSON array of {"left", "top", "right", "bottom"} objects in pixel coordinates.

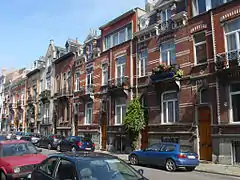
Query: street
[{"left": 40, "top": 148, "right": 240, "bottom": 180}]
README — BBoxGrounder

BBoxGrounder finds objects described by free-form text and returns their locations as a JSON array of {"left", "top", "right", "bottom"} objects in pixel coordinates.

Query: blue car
[{"left": 129, "top": 143, "right": 199, "bottom": 172}]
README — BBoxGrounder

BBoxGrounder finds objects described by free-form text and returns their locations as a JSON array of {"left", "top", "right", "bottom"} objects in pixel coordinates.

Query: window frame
[
  {"left": 192, "top": 0, "right": 208, "bottom": 17},
  {"left": 102, "top": 63, "right": 109, "bottom": 86},
  {"left": 115, "top": 102, "right": 126, "bottom": 125},
  {"left": 160, "top": 40, "right": 176, "bottom": 65},
  {"left": 229, "top": 84, "right": 240, "bottom": 124},
  {"left": 54, "top": 158, "right": 78, "bottom": 179},
  {"left": 193, "top": 31, "right": 207, "bottom": 65},
  {"left": 115, "top": 55, "right": 126, "bottom": 83},
  {"left": 139, "top": 49, "right": 148, "bottom": 77},
  {"left": 161, "top": 90, "right": 179, "bottom": 124},
  {"left": 85, "top": 102, "right": 93, "bottom": 125},
  {"left": 38, "top": 157, "right": 59, "bottom": 178}
]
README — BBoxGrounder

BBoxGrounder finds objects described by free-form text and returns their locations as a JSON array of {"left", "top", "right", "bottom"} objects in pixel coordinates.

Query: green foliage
[{"left": 123, "top": 97, "right": 145, "bottom": 133}]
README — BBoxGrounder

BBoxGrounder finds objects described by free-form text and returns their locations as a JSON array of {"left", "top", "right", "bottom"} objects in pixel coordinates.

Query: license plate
[
  {"left": 188, "top": 155, "right": 196, "bottom": 159},
  {"left": 27, "top": 173, "right": 31, "bottom": 179},
  {"left": 85, "top": 148, "right": 91, "bottom": 150}
]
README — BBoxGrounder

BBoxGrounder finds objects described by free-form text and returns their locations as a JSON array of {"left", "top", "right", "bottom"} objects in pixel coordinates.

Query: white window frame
[
  {"left": 115, "top": 55, "right": 126, "bottom": 81},
  {"left": 85, "top": 103, "right": 93, "bottom": 125},
  {"left": 211, "top": 0, "right": 232, "bottom": 9},
  {"left": 161, "top": 90, "right": 178, "bottom": 124},
  {"left": 139, "top": 49, "right": 148, "bottom": 77},
  {"left": 115, "top": 103, "right": 126, "bottom": 125},
  {"left": 228, "top": 84, "right": 240, "bottom": 124},
  {"left": 102, "top": 64, "right": 108, "bottom": 86},
  {"left": 75, "top": 78, "right": 80, "bottom": 92},
  {"left": 160, "top": 40, "right": 176, "bottom": 65},
  {"left": 192, "top": 0, "right": 210, "bottom": 17},
  {"left": 193, "top": 31, "right": 207, "bottom": 65},
  {"left": 86, "top": 71, "right": 93, "bottom": 94}
]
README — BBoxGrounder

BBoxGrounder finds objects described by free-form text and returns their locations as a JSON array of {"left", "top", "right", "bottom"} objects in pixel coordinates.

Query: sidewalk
[{"left": 95, "top": 150, "right": 240, "bottom": 177}]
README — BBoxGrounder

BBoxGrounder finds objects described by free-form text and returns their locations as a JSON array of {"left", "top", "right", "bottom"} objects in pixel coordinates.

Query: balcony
[
  {"left": 158, "top": 20, "right": 174, "bottom": 35},
  {"left": 150, "top": 64, "right": 183, "bottom": 83},
  {"left": 215, "top": 50, "right": 240, "bottom": 70},
  {"left": 54, "top": 87, "right": 72, "bottom": 99},
  {"left": 39, "top": 90, "right": 51, "bottom": 102},
  {"left": 108, "top": 76, "right": 129, "bottom": 96}
]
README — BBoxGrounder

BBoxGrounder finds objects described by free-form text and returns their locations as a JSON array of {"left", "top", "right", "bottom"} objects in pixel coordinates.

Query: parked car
[
  {"left": 129, "top": 143, "right": 199, "bottom": 172},
  {"left": 0, "top": 136, "right": 6, "bottom": 141},
  {"left": 30, "top": 134, "right": 42, "bottom": 145},
  {"left": 15, "top": 132, "right": 23, "bottom": 140},
  {"left": 6, "top": 132, "right": 16, "bottom": 140},
  {"left": 56, "top": 136, "right": 95, "bottom": 152},
  {"left": 31, "top": 151, "right": 148, "bottom": 180},
  {"left": 38, "top": 134, "right": 65, "bottom": 150},
  {"left": 20, "top": 135, "right": 32, "bottom": 142},
  {"left": 0, "top": 140, "right": 46, "bottom": 180}
]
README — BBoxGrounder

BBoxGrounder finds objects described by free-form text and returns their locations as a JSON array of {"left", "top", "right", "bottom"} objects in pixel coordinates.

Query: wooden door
[
  {"left": 198, "top": 106, "right": 212, "bottom": 161},
  {"left": 101, "top": 113, "right": 107, "bottom": 150}
]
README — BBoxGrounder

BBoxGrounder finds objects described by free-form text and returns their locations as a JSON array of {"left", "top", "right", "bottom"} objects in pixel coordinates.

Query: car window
[
  {"left": 39, "top": 157, "right": 59, "bottom": 177},
  {"left": 180, "top": 145, "right": 193, "bottom": 153},
  {"left": 146, "top": 144, "right": 161, "bottom": 151},
  {"left": 55, "top": 159, "right": 77, "bottom": 180},
  {"left": 70, "top": 137, "right": 76, "bottom": 142},
  {"left": 161, "top": 144, "right": 176, "bottom": 152}
]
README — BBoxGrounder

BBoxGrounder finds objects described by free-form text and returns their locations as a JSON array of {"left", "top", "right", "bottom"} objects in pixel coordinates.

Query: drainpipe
[
  {"left": 211, "top": 10, "right": 220, "bottom": 124},
  {"left": 136, "top": 38, "right": 139, "bottom": 97},
  {"left": 130, "top": 40, "right": 134, "bottom": 100}
]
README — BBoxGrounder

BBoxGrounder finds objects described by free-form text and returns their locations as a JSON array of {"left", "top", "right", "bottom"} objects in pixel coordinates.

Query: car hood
[{"left": 2, "top": 154, "right": 46, "bottom": 167}]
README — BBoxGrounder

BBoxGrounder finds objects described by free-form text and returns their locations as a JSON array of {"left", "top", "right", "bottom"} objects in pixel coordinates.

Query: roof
[
  {"left": 0, "top": 140, "right": 27, "bottom": 145},
  {"left": 49, "top": 152, "right": 118, "bottom": 161},
  {"left": 99, "top": 8, "right": 139, "bottom": 30},
  {"left": 53, "top": 52, "right": 75, "bottom": 64}
]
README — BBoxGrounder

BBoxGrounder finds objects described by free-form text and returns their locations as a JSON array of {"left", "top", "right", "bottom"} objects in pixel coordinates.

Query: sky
[{"left": 0, "top": 0, "right": 145, "bottom": 71}]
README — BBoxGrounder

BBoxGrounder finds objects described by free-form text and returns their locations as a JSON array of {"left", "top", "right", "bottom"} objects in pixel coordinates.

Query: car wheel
[
  {"left": 57, "top": 145, "right": 61, "bottom": 152},
  {"left": 186, "top": 166, "right": 196, "bottom": 171},
  {"left": 129, "top": 154, "right": 139, "bottom": 165},
  {"left": 72, "top": 146, "right": 76, "bottom": 153},
  {"left": 0, "top": 171, "right": 6, "bottom": 180},
  {"left": 165, "top": 159, "right": 176, "bottom": 172},
  {"left": 48, "top": 143, "right": 52, "bottom": 150}
]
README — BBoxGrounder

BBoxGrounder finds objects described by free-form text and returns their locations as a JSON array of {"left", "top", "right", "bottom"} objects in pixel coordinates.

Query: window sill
[
  {"left": 138, "top": 75, "right": 148, "bottom": 79},
  {"left": 194, "top": 62, "right": 208, "bottom": 67},
  {"left": 229, "top": 122, "right": 240, "bottom": 125}
]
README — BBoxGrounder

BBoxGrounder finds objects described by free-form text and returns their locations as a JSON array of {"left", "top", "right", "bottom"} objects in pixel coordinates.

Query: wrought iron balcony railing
[
  {"left": 215, "top": 49, "right": 240, "bottom": 70},
  {"left": 108, "top": 76, "right": 129, "bottom": 88},
  {"left": 86, "top": 84, "right": 94, "bottom": 94}
]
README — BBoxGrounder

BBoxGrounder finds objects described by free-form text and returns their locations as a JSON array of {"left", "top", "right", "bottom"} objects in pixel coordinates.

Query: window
[
  {"left": 39, "top": 157, "right": 58, "bottom": 176},
  {"left": 75, "top": 73, "right": 80, "bottom": 92},
  {"left": 55, "top": 159, "right": 77, "bottom": 180},
  {"left": 229, "top": 83, "right": 240, "bottom": 123},
  {"left": 211, "top": 0, "right": 232, "bottom": 9},
  {"left": 200, "top": 89, "right": 209, "bottom": 103},
  {"left": 146, "top": 144, "right": 162, "bottom": 151},
  {"left": 116, "top": 56, "right": 126, "bottom": 85},
  {"left": 192, "top": 0, "right": 207, "bottom": 16},
  {"left": 104, "top": 23, "right": 132, "bottom": 50},
  {"left": 46, "top": 77, "right": 51, "bottom": 90},
  {"left": 44, "top": 106, "right": 49, "bottom": 123},
  {"left": 86, "top": 70, "right": 93, "bottom": 93},
  {"left": 85, "top": 103, "right": 93, "bottom": 125},
  {"left": 139, "top": 49, "right": 148, "bottom": 77},
  {"left": 161, "top": 91, "right": 179, "bottom": 124},
  {"left": 194, "top": 32, "right": 207, "bottom": 64},
  {"left": 102, "top": 63, "right": 108, "bottom": 85},
  {"left": 224, "top": 18, "right": 240, "bottom": 60},
  {"left": 161, "top": 144, "right": 176, "bottom": 152},
  {"left": 115, "top": 99, "right": 126, "bottom": 125},
  {"left": 161, "top": 9, "right": 171, "bottom": 22},
  {"left": 160, "top": 41, "right": 176, "bottom": 65}
]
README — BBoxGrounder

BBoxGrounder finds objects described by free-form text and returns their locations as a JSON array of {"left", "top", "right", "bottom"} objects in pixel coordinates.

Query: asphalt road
[{"left": 40, "top": 148, "right": 240, "bottom": 180}]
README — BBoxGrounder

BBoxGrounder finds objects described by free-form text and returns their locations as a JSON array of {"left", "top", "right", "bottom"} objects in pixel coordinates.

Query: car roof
[
  {"left": 0, "top": 140, "right": 27, "bottom": 145},
  {"left": 48, "top": 152, "right": 118, "bottom": 162}
]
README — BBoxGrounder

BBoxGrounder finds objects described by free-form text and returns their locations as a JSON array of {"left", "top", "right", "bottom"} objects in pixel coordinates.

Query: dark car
[
  {"left": 31, "top": 152, "right": 147, "bottom": 180},
  {"left": 38, "top": 134, "right": 65, "bottom": 150},
  {"left": 20, "top": 135, "right": 32, "bottom": 142},
  {"left": 56, "top": 136, "right": 95, "bottom": 152},
  {"left": 129, "top": 143, "right": 199, "bottom": 172}
]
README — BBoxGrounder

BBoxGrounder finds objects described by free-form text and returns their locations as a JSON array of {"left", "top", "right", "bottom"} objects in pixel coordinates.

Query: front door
[
  {"left": 101, "top": 112, "right": 107, "bottom": 150},
  {"left": 198, "top": 106, "right": 212, "bottom": 161}
]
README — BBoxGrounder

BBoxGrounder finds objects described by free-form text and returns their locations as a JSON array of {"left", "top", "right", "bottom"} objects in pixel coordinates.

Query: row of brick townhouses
[{"left": 0, "top": 0, "right": 240, "bottom": 165}]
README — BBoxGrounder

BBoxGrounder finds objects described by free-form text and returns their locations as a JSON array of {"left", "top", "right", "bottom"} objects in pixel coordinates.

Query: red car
[{"left": 0, "top": 140, "right": 46, "bottom": 180}]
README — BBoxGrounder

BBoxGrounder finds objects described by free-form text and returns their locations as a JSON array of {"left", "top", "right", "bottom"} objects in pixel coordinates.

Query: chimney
[
  {"left": 145, "top": 0, "right": 157, "bottom": 12},
  {"left": 50, "top": 39, "right": 54, "bottom": 45}
]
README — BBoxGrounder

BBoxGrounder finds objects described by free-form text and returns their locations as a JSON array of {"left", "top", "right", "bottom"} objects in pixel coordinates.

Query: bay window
[
  {"left": 102, "top": 63, "right": 108, "bottom": 85},
  {"left": 116, "top": 56, "right": 126, "bottom": 85},
  {"left": 224, "top": 18, "right": 240, "bottom": 61},
  {"left": 229, "top": 83, "right": 240, "bottom": 123},
  {"left": 194, "top": 32, "right": 207, "bottom": 64},
  {"left": 160, "top": 41, "right": 176, "bottom": 65},
  {"left": 85, "top": 103, "right": 93, "bottom": 125},
  {"left": 104, "top": 23, "right": 132, "bottom": 50},
  {"left": 115, "top": 99, "right": 126, "bottom": 125},
  {"left": 161, "top": 91, "right": 179, "bottom": 124},
  {"left": 139, "top": 49, "right": 148, "bottom": 77}
]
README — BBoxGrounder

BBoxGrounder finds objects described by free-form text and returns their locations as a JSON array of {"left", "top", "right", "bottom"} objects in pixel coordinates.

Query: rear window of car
[{"left": 180, "top": 145, "right": 193, "bottom": 153}]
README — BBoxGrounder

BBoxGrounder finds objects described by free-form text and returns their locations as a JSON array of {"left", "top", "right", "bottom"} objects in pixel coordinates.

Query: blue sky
[{"left": 0, "top": 0, "right": 145, "bottom": 70}]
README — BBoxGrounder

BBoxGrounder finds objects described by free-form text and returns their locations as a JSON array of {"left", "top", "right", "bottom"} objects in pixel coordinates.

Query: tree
[{"left": 123, "top": 97, "right": 146, "bottom": 150}]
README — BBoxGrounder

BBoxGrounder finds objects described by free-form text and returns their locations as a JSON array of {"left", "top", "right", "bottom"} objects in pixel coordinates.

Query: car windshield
[
  {"left": 1, "top": 142, "right": 38, "bottom": 157},
  {"left": 77, "top": 158, "right": 143, "bottom": 180},
  {"left": 180, "top": 145, "right": 193, "bottom": 153}
]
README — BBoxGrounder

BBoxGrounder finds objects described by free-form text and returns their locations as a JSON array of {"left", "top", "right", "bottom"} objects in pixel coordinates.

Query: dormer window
[{"left": 161, "top": 8, "right": 171, "bottom": 23}]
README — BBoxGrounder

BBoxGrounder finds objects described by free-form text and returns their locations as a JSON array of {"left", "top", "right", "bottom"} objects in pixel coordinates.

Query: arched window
[{"left": 161, "top": 91, "right": 179, "bottom": 124}]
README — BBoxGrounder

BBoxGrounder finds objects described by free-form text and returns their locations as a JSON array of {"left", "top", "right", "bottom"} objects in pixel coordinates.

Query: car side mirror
[
  {"left": 137, "top": 169, "right": 144, "bottom": 175},
  {"left": 37, "top": 148, "right": 42, "bottom": 153}
]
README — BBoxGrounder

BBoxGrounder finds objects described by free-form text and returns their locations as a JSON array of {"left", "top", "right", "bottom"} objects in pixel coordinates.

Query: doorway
[
  {"left": 198, "top": 106, "right": 212, "bottom": 161},
  {"left": 101, "top": 112, "right": 107, "bottom": 150}
]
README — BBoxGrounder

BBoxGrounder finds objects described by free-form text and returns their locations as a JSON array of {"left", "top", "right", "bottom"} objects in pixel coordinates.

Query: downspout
[
  {"left": 130, "top": 40, "right": 134, "bottom": 100},
  {"left": 211, "top": 10, "right": 220, "bottom": 125}
]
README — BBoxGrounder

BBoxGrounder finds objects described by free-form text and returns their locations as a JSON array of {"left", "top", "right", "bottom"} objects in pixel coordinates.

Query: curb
[{"left": 195, "top": 169, "right": 240, "bottom": 178}]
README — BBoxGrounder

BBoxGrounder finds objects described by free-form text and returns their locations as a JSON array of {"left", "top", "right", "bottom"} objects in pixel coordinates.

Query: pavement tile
[{"left": 96, "top": 150, "right": 240, "bottom": 177}]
